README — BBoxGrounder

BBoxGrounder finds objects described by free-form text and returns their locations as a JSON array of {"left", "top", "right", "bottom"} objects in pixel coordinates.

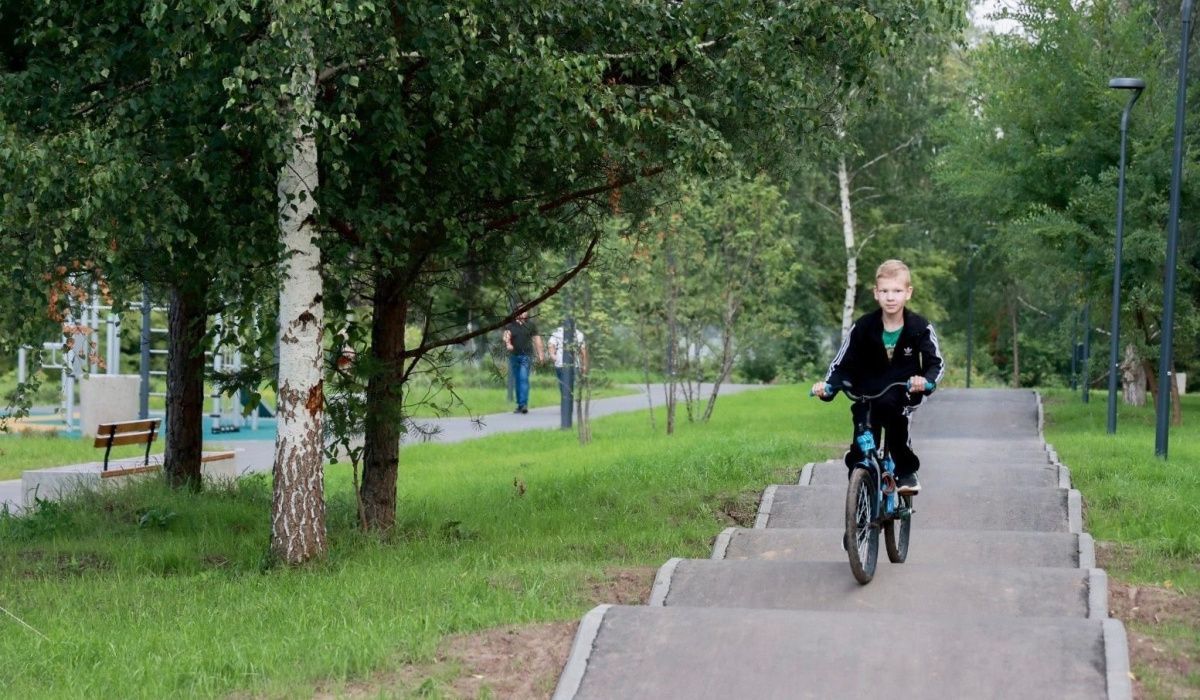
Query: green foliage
[{"left": 931, "top": 0, "right": 1200, "bottom": 387}]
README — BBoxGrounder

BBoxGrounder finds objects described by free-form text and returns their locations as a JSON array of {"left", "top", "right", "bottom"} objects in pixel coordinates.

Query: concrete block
[
  {"left": 21, "top": 451, "right": 240, "bottom": 506},
  {"left": 79, "top": 375, "right": 141, "bottom": 437}
]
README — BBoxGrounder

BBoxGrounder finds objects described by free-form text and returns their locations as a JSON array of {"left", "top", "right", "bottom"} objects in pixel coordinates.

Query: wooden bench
[{"left": 94, "top": 419, "right": 160, "bottom": 474}]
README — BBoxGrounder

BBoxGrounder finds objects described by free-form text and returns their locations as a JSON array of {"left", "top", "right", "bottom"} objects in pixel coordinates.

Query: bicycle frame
[{"left": 852, "top": 424, "right": 903, "bottom": 526}]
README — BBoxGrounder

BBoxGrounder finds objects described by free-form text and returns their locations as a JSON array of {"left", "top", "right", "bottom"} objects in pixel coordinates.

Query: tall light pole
[
  {"left": 1106, "top": 78, "right": 1145, "bottom": 434},
  {"left": 965, "top": 243, "right": 981, "bottom": 388},
  {"left": 1156, "top": 0, "right": 1195, "bottom": 458}
]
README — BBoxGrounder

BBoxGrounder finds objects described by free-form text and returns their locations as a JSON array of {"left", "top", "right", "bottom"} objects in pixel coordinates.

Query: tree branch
[
  {"left": 849, "top": 136, "right": 917, "bottom": 181},
  {"left": 405, "top": 234, "right": 601, "bottom": 355},
  {"left": 482, "top": 166, "right": 665, "bottom": 231},
  {"left": 317, "top": 52, "right": 423, "bottom": 83}
]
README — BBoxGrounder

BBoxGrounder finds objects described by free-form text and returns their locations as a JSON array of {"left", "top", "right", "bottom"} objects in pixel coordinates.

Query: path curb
[
  {"left": 551, "top": 605, "right": 610, "bottom": 700},
  {"left": 648, "top": 558, "right": 682, "bottom": 606},
  {"left": 710, "top": 528, "right": 735, "bottom": 560},
  {"left": 753, "top": 485, "right": 776, "bottom": 528},
  {"left": 1104, "top": 618, "right": 1134, "bottom": 699}
]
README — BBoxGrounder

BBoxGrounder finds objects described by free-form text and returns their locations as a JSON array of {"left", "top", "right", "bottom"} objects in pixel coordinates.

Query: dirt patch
[
  {"left": 1102, "top": 553, "right": 1200, "bottom": 699},
  {"left": 715, "top": 491, "right": 760, "bottom": 528},
  {"left": 586, "top": 566, "right": 656, "bottom": 606},
  {"left": 439, "top": 621, "right": 578, "bottom": 699}
]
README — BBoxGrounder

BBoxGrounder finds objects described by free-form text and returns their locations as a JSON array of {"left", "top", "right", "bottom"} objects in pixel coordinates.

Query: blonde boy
[{"left": 811, "top": 260, "right": 944, "bottom": 492}]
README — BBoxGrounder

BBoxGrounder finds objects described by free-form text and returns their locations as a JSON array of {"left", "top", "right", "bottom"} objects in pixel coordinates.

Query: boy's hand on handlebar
[
  {"left": 908, "top": 376, "right": 929, "bottom": 393},
  {"left": 810, "top": 381, "right": 830, "bottom": 398}
]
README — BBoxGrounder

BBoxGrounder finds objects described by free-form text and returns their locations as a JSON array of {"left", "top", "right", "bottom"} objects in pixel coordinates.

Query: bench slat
[
  {"left": 100, "top": 464, "right": 161, "bottom": 479},
  {"left": 92, "top": 431, "right": 159, "bottom": 448},
  {"left": 96, "top": 419, "right": 160, "bottom": 434}
]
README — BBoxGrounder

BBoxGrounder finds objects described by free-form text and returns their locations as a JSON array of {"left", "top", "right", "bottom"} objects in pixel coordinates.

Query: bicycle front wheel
[
  {"left": 846, "top": 467, "right": 878, "bottom": 584},
  {"left": 884, "top": 494, "right": 912, "bottom": 563}
]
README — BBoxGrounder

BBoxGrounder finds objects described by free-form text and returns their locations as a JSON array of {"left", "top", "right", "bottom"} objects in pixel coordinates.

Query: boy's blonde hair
[{"left": 875, "top": 259, "right": 911, "bottom": 287}]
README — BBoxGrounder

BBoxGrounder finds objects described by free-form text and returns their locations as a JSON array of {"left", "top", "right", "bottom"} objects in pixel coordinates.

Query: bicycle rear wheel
[
  {"left": 884, "top": 494, "right": 912, "bottom": 563},
  {"left": 846, "top": 467, "right": 878, "bottom": 584}
]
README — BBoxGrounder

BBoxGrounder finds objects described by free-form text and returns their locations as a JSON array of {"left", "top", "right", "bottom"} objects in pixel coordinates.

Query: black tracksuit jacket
[{"left": 822, "top": 308, "right": 945, "bottom": 396}]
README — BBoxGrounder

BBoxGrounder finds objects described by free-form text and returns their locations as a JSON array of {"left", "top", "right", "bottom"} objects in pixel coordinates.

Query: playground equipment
[{"left": 13, "top": 285, "right": 274, "bottom": 433}]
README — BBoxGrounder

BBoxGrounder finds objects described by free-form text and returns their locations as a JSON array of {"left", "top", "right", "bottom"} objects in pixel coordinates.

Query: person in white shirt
[{"left": 547, "top": 323, "right": 588, "bottom": 427}]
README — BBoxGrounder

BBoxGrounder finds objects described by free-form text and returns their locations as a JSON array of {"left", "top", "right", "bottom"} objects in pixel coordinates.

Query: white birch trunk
[
  {"left": 838, "top": 154, "right": 858, "bottom": 341},
  {"left": 271, "top": 38, "right": 327, "bottom": 565}
]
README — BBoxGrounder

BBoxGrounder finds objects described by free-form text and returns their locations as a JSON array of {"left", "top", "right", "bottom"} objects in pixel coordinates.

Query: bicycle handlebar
[{"left": 809, "top": 380, "right": 937, "bottom": 400}]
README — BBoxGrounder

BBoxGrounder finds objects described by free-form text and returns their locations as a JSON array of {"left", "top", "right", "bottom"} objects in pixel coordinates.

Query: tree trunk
[
  {"left": 702, "top": 293, "right": 738, "bottom": 423},
  {"left": 1009, "top": 300, "right": 1020, "bottom": 388},
  {"left": 639, "top": 315, "right": 657, "bottom": 432},
  {"left": 1120, "top": 344, "right": 1147, "bottom": 406},
  {"left": 838, "top": 155, "right": 858, "bottom": 341},
  {"left": 163, "top": 283, "right": 207, "bottom": 491},
  {"left": 271, "top": 45, "right": 327, "bottom": 565},
  {"left": 664, "top": 233, "right": 679, "bottom": 435},
  {"left": 360, "top": 275, "right": 406, "bottom": 531}
]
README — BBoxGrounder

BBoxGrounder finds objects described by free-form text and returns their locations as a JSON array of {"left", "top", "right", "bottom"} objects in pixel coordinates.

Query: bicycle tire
[
  {"left": 884, "top": 494, "right": 912, "bottom": 563},
  {"left": 846, "top": 467, "right": 878, "bottom": 584}
]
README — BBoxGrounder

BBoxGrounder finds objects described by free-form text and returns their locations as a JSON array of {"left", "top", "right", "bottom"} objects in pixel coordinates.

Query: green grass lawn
[
  {"left": 1041, "top": 389, "right": 1200, "bottom": 697},
  {"left": 404, "top": 377, "right": 634, "bottom": 418},
  {"left": 0, "top": 385, "right": 841, "bottom": 699}
]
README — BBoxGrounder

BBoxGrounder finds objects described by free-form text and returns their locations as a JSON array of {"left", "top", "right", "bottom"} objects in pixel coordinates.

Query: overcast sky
[{"left": 972, "top": 0, "right": 1021, "bottom": 34}]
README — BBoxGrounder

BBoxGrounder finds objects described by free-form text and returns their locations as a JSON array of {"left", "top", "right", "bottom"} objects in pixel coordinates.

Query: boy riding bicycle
[{"left": 811, "top": 260, "right": 944, "bottom": 494}]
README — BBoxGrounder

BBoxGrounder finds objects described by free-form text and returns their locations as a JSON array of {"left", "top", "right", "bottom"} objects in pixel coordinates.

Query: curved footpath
[
  {"left": 0, "top": 383, "right": 765, "bottom": 514},
  {"left": 553, "top": 389, "right": 1132, "bottom": 699}
]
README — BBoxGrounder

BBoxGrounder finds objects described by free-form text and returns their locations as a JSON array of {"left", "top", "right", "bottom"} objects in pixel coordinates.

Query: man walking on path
[{"left": 503, "top": 311, "right": 544, "bottom": 414}]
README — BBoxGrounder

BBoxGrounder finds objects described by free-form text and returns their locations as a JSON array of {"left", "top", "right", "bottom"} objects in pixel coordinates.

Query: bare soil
[{"left": 1099, "top": 542, "right": 1200, "bottom": 699}]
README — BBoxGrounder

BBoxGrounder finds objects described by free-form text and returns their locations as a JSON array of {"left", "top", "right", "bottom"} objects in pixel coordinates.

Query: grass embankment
[
  {"left": 1042, "top": 390, "right": 1200, "bottom": 697},
  {"left": 0, "top": 385, "right": 840, "bottom": 699}
]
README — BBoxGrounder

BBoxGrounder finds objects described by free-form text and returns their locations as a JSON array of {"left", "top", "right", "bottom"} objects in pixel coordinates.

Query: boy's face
[{"left": 873, "top": 274, "right": 913, "bottom": 316}]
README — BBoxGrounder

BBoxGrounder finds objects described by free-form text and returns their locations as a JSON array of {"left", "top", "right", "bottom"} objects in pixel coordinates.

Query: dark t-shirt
[{"left": 506, "top": 320, "right": 538, "bottom": 355}]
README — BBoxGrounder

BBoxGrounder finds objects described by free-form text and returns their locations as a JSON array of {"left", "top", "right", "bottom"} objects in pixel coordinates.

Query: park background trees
[{"left": 5, "top": 0, "right": 1199, "bottom": 565}]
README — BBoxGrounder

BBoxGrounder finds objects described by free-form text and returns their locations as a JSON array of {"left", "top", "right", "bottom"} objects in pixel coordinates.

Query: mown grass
[
  {"left": 404, "top": 375, "right": 634, "bottom": 418},
  {"left": 1041, "top": 390, "right": 1200, "bottom": 590},
  {"left": 1042, "top": 389, "right": 1200, "bottom": 697},
  {"left": 0, "top": 385, "right": 840, "bottom": 699}
]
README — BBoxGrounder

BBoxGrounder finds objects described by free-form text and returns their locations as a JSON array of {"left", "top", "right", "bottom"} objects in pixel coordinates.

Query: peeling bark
[{"left": 271, "top": 44, "right": 327, "bottom": 565}]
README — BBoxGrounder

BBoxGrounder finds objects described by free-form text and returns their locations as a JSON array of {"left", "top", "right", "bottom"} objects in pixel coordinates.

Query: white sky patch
[{"left": 972, "top": 0, "right": 1022, "bottom": 35}]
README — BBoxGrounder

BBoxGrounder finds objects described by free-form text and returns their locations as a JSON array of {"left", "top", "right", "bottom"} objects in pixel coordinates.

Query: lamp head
[{"left": 1109, "top": 78, "right": 1146, "bottom": 91}]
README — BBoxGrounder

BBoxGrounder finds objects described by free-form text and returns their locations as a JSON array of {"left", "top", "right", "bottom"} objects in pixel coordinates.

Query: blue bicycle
[{"left": 813, "top": 380, "right": 933, "bottom": 584}]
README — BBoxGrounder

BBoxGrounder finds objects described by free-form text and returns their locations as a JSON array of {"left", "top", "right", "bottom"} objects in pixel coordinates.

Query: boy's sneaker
[{"left": 896, "top": 474, "right": 921, "bottom": 494}]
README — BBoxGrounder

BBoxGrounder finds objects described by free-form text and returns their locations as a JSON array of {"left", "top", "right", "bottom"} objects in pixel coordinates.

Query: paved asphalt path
[{"left": 553, "top": 389, "right": 1132, "bottom": 699}]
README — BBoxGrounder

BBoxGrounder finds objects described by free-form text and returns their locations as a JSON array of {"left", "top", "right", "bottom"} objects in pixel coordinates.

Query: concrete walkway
[
  {"left": 553, "top": 389, "right": 1132, "bottom": 699},
  {"left": 0, "top": 383, "right": 765, "bottom": 513}
]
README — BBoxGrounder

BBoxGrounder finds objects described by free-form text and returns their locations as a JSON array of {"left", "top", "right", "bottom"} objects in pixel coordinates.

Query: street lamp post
[
  {"left": 1156, "top": 0, "right": 1195, "bottom": 458},
  {"left": 1106, "top": 77, "right": 1145, "bottom": 434},
  {"left": 965, "top": 243, "right": 981, "bottom": 389},
  {"left": 1081, "top": 303, "right": 1091, "bottom": 404}
]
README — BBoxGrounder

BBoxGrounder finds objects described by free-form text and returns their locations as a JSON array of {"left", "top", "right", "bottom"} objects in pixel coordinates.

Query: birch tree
[{"left": 270, "top": 7, "right": 326, "bottom": 564}]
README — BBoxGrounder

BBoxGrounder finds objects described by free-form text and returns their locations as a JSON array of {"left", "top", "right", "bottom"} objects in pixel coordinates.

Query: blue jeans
[{"left": 510, "top": 354, "right": 531, "bottom": 408}]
